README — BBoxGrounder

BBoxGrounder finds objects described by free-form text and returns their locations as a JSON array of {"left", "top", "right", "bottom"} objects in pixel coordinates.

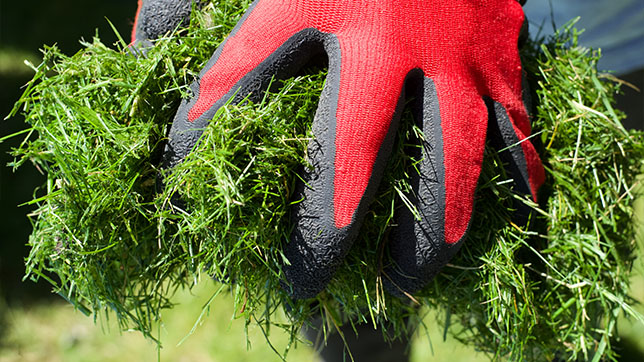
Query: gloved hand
[{"left": 133, "top": 0, "right": 545, "bottom": 299}]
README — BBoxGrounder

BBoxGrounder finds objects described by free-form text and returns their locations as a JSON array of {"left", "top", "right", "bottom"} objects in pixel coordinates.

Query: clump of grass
[{"left": 5, "top": 1, "right": 644, "bottom": 359}]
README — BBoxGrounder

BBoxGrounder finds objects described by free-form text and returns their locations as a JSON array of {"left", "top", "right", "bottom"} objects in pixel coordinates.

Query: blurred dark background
[{"left": 0, "top": 0, "right": 136, "bottom": 303}]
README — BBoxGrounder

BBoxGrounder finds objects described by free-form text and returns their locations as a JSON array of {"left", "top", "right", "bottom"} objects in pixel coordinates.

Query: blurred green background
[{"left": 0, "top": 1, "right": 642, "bottom": 361}]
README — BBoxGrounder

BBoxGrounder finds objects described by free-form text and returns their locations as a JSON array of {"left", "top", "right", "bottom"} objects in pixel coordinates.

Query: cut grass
[{"left": 5, "top": 1, "right": 644, "bottom": 360}]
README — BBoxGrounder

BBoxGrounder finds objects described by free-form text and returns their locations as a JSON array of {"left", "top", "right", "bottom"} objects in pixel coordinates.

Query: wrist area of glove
[{"left": 131, "top": 0, "right": 199, "bottom": 44}]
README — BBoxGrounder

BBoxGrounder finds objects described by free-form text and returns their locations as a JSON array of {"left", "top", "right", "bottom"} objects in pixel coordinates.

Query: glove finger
[
  {"left": 383, "top": 81, "right": 545, "bottom": 297},
  {"left": 383, "top": 75, "right": 478, "bottom": 297},
  {"left": 485, "top": 93, "right": 545, "bottom": 221},
  {"left": 162, "top": 0, "right": 324, "bottom": 169},
  {"left": 283, "top": 37, "right": 410, "bottom": 299},
  {"left": 132, "top": 0, "right": 195, "bottom": 45}
]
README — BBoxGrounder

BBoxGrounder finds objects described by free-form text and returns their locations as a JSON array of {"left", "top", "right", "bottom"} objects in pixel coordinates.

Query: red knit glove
[{"left": 136, "top": 0, "right": 545, "bottom": 299}]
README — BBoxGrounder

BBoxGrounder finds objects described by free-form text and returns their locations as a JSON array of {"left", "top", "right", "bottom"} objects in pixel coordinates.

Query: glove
[
  {"left": 131, "top": 0, "right": 196, "bottom": 48},
  {"left": 134, "top": 0, "right": 545, "bottom": 299}
]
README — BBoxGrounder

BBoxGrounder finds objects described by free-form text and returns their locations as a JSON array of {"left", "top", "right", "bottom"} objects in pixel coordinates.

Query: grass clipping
[{"left": 7, "top": 2, "right": 644, "bottom": 360}]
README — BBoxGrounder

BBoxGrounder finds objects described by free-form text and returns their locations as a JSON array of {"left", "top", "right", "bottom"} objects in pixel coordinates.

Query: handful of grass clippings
[{"left": 6, "top": 1, "right": 644, "bottom": 360}]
